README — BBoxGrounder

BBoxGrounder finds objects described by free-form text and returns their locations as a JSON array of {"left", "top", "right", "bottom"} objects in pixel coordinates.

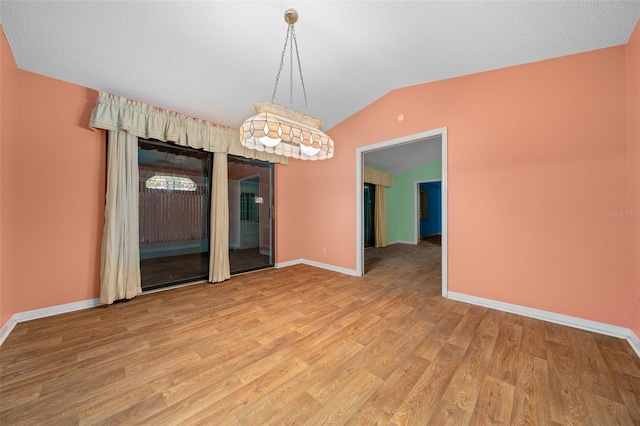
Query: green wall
[{"left": 386, "top": 161, "right": 442, "bottom": 243}]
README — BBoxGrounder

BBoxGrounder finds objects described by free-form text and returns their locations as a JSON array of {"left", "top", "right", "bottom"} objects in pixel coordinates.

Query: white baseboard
[
  {"left": 388, "top": 240, "right": 415, "bottom": 246},
  {"left": 447, "top": 291, "right": 640, "bottom": 358},
  {"left": 628, "top": 330, "right": 640, "bottom": 358},
  {"left": 275, "top": 258, "right": 358, "bottom": 276},
  {"left": 0, "top": 298, "right": 101, "bottom": 346},
  {"left": 0, "top": 318, "right": 17, "bottom": 347},
  {"left": 275, "top": 259, "right": 303, "bottom": 269}
]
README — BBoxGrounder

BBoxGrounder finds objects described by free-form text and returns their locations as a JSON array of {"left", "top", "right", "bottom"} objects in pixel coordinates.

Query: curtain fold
[
  {"left": 100, "top": 130, "right": 142, "bottom": 304},
  {"left": 374, "top": 185, "right": 389, "bottom": 248},
  {"left": 364, "top": 166, "right": 393, "bottom": 187},
  {"left": 209, "top": 152, "right": 231, "bottom": 283},
  {"left": 89, "top": 91, "right": 289, "bottom": 164}
]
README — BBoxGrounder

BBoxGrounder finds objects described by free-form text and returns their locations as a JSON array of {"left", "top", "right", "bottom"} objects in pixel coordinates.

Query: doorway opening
[
  {"left": 355, "top": 127, "right": 448, "bottom": 297},
  {"left": 363, "top": 183, "right": 376, "bottom": 248},
  {"left": 415, "top": 179, "right": 442, "bottom": 245}
]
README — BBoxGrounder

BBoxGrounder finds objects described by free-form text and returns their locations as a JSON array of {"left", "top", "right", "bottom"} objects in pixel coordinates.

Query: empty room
[{"left": 1, "top": 2, "right": 639, "bottom": 424}]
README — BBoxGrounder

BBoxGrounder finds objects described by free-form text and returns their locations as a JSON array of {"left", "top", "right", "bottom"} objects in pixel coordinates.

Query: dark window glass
[{"left": 138, "top": 139, "right": 211, "bottom": 290}]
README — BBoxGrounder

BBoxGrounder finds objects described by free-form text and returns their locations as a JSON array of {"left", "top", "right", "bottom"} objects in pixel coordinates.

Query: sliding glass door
[
  {"left": 138, "top": 139, "right": 211, "bottom": 290},
  {"left": 228, "top": 156, "right": 274, "bottom": 274},
  {"left": 137, "top": 139, "right": 275, "bottom": 290}
]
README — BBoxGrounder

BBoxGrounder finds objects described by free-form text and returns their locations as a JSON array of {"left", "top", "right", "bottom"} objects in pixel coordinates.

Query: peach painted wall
[
  {"left": 0, "top": 24, "right": 105, "bottom": 330},
  {"left": 277, "top": 151, "right": 357, "bottom": 268},
  {"left": 274, "top": 161, "right": 305, "bottom": 263},
  {"left": 13, "top": 72, "right": 104, "bottom": 310},
  {"left": 0, "top": 26, "right": 18, "bottom": 327},
  {"left": 278, "top": 45, "right": 633, "bottom": 328},
  {"left": 627, "top": 21, "right": 640, "bottom": 337}
]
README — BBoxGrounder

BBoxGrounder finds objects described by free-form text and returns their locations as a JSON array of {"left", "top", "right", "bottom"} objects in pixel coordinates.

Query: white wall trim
[
  {"left": 275, "top": 259, "right": 303, "bottom": 269},
  {"left": 387, "top": 240, "right": 416, "bottom": 246},
  {"left": 448, "top": 291, "right": 640, "bottom": 357},
  {"left": 0, "top": 298, "right": 102, "bottom": 346},
  {"left": 628, "top": 331, "right": 640, "bottom": 358},
  {"left": 356, "top": 127, "right": 448, "bottom": 300},
  {"left": 441, "top": 132, "right": 448, "bottom": 298},
  {"left": 275, "top": 258, "right": 358, "bottom": 276},
  {"left": 0, "top": 319, "right": 17, "bottom": 347},
  {"left": 301, "top": 259, "right": 359, "bottom": 276}
]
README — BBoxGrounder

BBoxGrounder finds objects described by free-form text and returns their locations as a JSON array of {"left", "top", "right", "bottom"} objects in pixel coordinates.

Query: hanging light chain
[
  {"left": 270, "top": 20, "right": 310, "bottom": 116},
  {"left": 291, "top": 26, "right": 309, "bottom": 115},
  {"left": 270, "top": 25, "right": 292, "bottom": 104},
  {"left": 289, "top": 25, "right": 294, "bottom": 108}
]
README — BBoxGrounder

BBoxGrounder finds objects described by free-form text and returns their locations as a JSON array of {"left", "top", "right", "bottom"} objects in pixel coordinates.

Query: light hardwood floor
[{"left": 1, "top": 242, "right": 639, "bottom": 425}]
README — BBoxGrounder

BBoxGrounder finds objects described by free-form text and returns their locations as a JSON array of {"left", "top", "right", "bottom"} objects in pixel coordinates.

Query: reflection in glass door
[
  {"left": 138, "top": 139, "right": 211, "bottom": 290},
  {"left": 228, "top": 156, "right": 274, "bottom": 274}
]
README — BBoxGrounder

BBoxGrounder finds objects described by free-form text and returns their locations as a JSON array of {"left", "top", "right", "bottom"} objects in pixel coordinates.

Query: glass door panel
[
  {"left": 138, "top": 139, "right": 211, "bottom": 290},
  {"left": 228, "top": 156, "right": 274, "bottom": 274},
  {"left": 364, "top": 183, "right": 376, "bottom": 248}
]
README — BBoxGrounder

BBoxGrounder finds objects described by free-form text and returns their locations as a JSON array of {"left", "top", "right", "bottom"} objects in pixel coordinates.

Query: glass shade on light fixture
[
  {"left": 257, "top": 116, "right": 284, "bottom": 147},
  {"left": 259, "top": 136, "right": 282, "bottom": 147},
  {"left": 300, "top": 142, "right": 320, "bottom": 156},
  {"left": 241, "top": 101, "right": 334, "bottom": 161}
]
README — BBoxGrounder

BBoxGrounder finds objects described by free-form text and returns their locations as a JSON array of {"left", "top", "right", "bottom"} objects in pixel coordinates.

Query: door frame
[{"left": 355, "top": 127, "right": 448, "bottom": 297}]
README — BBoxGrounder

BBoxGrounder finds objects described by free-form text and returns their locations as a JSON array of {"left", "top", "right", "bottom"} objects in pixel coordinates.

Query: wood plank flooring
[{"left": 1, "top": 242, "right": 640, "bottom": 425}]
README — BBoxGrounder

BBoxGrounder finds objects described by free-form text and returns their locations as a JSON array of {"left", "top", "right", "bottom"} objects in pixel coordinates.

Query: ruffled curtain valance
[
  {"left": 89, "top": 92, "right": 288, "bottom": 164},
  {"left": 364, "top": 166, "right": 393, "bottom": 187}
]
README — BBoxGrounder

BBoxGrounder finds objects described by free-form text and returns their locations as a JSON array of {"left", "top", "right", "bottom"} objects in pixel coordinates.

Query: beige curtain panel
[
  {"left": 100, "top": 130, "right": 142, "bottom": 304},
  {"left": 374, "top": 184, "right": 389, "bottom": 248},
  {"left": 210, "top": 152, "right": 231, "bottom": 283},
  {"left": 89, "top": 92, "right": 289, "bottom": 164},
  {"left": 364, "top": 166, "right": 391, "bottom": 247},
  {"left": 92, "top": 92, "right": 281, "bottom": 303},
  {"left": 364, "top": 166, "right": 393, "bottom": 187}
]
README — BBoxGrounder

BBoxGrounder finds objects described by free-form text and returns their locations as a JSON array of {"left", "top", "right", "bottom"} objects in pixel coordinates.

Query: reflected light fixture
[
  {"left": 146, "top": 175, "right": 197, "bottom": 191},
  {"left": 240, "top": 8, "right": 334, "bottom": 161}
]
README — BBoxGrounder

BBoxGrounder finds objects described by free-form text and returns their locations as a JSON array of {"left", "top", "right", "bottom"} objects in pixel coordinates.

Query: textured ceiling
[
  {"left": 365, "top": 136, "right": 442, "bottom": 174},
  {"left": 1, "top": 1, "right": 639, "bottom": 170}
]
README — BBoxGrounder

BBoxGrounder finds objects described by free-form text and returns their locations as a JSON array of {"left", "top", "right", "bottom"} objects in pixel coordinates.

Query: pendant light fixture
[{"left": 240, "top": 8, "right": 334, "bottom": 161}]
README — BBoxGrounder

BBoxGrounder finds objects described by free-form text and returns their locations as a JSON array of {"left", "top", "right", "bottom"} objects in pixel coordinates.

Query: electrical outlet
[{"left": 322, "top": 248, "right": 327, "bottom": 255}]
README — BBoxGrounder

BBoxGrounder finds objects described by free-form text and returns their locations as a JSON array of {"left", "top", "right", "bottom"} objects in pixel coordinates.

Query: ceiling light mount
[
  {"left": 284, "top": 8, "right": 298, "bottom": 25},
  {"left": 240, "top": 8, "right": 334, "bottom": 161}
]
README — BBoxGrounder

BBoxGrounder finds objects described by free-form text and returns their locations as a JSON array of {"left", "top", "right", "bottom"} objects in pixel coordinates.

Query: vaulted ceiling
[
  {"left": 1, "top": 2, "right": 639, "bottom": 171},
  {"left": 2, "top": 1, "right": 639, "bottom": 133}
]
